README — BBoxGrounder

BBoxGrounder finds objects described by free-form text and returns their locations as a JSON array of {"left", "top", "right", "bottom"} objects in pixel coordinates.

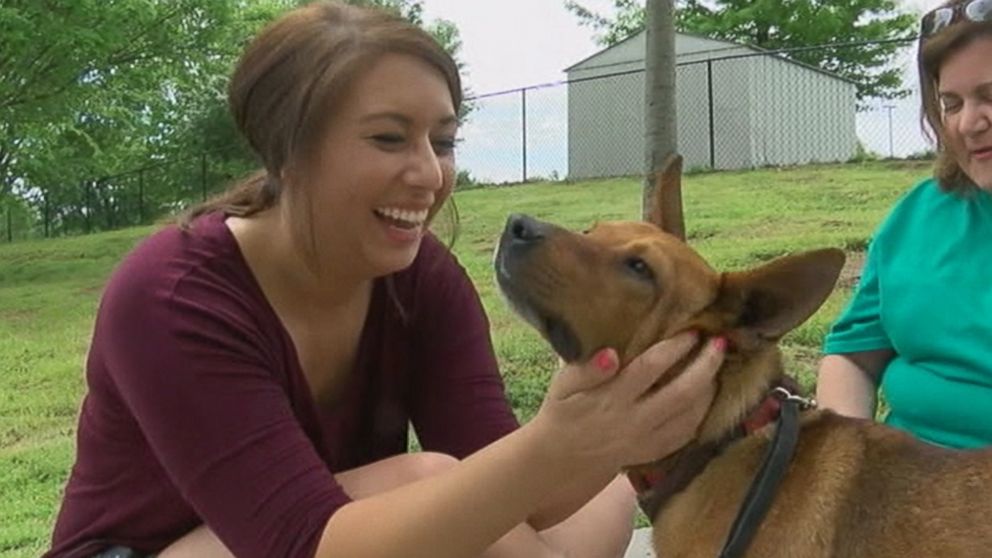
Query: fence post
[
  {"left": 138, "top": 168, "right": 145, "bottom": 224},
  {"left": 83, "top": 180, "right": 91, "bottom": 234},
  {"left": 521, "top": 88, "right": 528, "bottom": 183},
  {"left": 884, "top": 104, "right": 895, "bottom": 158},
  {"left": 103, "top": 179, "right": 114, "bottom": 230},
  {"left": 201, "top": 152, "right": 208, "bottom": 201},
  {"left": 707, "top": 59, "right": 715, "bottom": 170},
  {"left": 43, "top": 193, "right": 50, "bottom": 238}
]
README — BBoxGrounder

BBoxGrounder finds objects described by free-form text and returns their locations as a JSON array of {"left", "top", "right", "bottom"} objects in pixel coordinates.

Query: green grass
[{"left": 0, "top": 160, "right": 929, "bottom": 556}]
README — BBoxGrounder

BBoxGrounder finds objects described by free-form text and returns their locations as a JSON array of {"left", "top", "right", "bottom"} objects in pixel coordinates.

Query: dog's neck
[
  {"left": 694, "top": 336, "right": 789, "bottom": 443},
  {"left": 626, "top": 373, "right": 805, "bottom": 521}
]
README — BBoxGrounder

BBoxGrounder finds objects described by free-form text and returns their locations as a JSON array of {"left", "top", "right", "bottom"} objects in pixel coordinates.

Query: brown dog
[{"left": 493, "top": 170, "right": 992, "bottom": 557}]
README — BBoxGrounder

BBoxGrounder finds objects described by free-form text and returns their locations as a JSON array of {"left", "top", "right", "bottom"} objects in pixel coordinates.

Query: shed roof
[{"left": 565, "top": 30, "right": 856, "bottom": 85}]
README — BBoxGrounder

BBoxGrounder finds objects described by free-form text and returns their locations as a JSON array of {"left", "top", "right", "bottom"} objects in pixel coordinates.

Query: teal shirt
[{"left": 823, "top": 178, "right": 992, "bottom": 449}]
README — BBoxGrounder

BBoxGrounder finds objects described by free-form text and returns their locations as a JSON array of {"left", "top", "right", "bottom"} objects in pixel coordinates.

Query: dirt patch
[
  {"left": 780, "top": 344, "right": 824, "bottom": 390},
  {"left": 0, "top": 308, "right": 38, "bottom": 324},
  {"left": 838, "top": 251, "right": 866, "bottom": 289},
  {"left": 77, "top": 283, "right": 105, "bottom": 295}
]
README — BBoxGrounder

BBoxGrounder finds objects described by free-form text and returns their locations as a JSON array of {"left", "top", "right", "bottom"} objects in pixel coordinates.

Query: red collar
[
  {"left": 626, "top": 379, "right": 805, "bottom": 503},
  {"left": 740, "top": 391, "right": 784, "bottom": 435}
]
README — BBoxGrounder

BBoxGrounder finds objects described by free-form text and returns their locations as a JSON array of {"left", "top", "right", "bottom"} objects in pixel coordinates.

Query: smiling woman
[
  {"left": 41, "top": 2, "right": 726, "bottom": 558},
  {"left": 817, "top": 0, "right": 992, "bottom": 450}
]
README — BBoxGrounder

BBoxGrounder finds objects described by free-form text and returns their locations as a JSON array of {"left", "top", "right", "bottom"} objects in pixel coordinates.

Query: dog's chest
[{"left": 650, "top": 434, "right": 843, "bottom": 557}]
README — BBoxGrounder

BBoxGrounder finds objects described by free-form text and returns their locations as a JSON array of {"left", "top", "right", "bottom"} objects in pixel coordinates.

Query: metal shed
[{"left": 565, "top": 32, "right": 858, "bottom": 179}]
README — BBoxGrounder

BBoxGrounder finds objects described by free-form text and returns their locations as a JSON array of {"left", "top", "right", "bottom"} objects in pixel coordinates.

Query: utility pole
[{"left": 643, "top": 0, "right": 684, "bottom": 239}]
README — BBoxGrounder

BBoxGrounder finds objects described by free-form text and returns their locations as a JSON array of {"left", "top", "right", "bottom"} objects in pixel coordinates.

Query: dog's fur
[{"left": 493, "top": 163, "right": 992, "bottom": 557}]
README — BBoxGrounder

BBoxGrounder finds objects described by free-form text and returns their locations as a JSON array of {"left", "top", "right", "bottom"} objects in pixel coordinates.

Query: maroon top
[{"left": 46, "top": 212, "right": 519, "bottom": 558}]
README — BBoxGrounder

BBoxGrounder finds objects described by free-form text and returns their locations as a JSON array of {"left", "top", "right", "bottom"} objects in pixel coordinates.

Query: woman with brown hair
[
  {"left": 817, "top": 0, "right": 992, "bottom": 449},
  {"left": 44, "top": 2, "right": 725, "bottom": 557}
]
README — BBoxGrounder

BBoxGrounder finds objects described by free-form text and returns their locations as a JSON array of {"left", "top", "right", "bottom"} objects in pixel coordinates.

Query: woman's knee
[
  {"left": 401, "top": 451, "right": 459, "bottom": 481},
  {"left": 539, "top": 476, "right": 637, "bottom": 558},
  {"left": 158, "top": 525, "right": 233, "bottom": 558}
]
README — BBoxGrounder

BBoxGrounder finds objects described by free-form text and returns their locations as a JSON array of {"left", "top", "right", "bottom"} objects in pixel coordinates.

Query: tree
[
  {"left": 1, "top": 0, "right": 468, "bottom": 237},
  {"left": 0, "top": 0, "right": 242, "bottom": 215},
  {"left": 565, "top": 0, "right": 649, "bottom": 48},
  {"left": 642, "top": 0, "right": 684, "bottom": 238},
  {"left": 565, "top": 0, "right": 918, "bottom": 101}
]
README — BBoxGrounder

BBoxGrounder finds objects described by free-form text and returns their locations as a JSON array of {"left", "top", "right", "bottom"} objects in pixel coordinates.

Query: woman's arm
[
  {"left": 316, "top": 334, "right": 723, "bottom": 558},
  {"left": 815, "top": 349, "right": 894, "bottom": 419}
]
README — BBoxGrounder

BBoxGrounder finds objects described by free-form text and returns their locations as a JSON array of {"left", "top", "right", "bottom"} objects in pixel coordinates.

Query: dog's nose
[{"left": 505, "top": 214, "right": 547, "bottom": 244}]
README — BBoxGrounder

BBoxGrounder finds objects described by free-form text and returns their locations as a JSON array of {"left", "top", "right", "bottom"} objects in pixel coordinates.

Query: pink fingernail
[
  {"left": 712, "top": 336, "right": 729, "bottom": 352},
  {"left": 594, "top": 348, "right": 617, "bottom": 371}
]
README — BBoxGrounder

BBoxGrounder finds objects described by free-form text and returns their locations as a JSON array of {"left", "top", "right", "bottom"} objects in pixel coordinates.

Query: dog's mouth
[
  {"left": 503, "top": 292, "right": 582, "bottom": 362},
  {"left": 542, "top": 315, "right": 582, "bottom": 362},
  {"left": 495, "top": 250, "right": 584, "bottom": 362}
]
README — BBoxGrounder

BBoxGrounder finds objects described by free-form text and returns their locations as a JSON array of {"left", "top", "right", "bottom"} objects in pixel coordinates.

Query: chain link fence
[
  {"left": 2, "top": 38, "right": 929, "bottom": 243},
  {"left": 456, "top": 37, "right": 928, "bottom": 185},
  {"left": 1, "top": 147, "right": 254, "bottom": 243}
]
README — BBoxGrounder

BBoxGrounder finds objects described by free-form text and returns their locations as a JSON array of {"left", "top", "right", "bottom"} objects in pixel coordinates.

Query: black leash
[{"left": 717, "top": 391, "right": 804, "bottom": 558}]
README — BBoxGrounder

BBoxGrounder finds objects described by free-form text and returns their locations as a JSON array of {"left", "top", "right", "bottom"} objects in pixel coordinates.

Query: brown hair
[
  {"left": 179, "top": 1, "right": 462, "bottom": 229},
  {"left": 918, "top": 1, "right": 992, "bottom": 193}
]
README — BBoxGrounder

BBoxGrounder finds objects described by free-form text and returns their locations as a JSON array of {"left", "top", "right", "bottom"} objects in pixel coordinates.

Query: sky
[
  {"left": 419, "top": 0, "right": 612, "bottom": 95},
  {"left": 415, "top": 0, "right": 944, "bottom": 182}
]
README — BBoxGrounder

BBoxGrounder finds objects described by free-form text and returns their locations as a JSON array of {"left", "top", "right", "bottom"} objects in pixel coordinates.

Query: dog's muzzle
[{"left": 495, "top": 214, "right": 584, "bottom": 362}]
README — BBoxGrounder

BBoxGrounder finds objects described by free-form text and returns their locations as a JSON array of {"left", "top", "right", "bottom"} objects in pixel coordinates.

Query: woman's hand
[{"left": 533, "top": 332, "right": 725, "bottom": 473}]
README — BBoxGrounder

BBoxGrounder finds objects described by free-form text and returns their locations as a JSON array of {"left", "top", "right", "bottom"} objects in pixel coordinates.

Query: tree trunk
[{"left": 643, "top": 0, "right": 685, "bottom": 240}]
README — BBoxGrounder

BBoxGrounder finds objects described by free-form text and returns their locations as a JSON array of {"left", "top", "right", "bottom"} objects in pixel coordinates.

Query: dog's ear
[
  {"left": 645, "top": 153, "right": 685, "bottom": 241},
  {"left": 713, "top": 249, "right": 845, "bottom": 349}
]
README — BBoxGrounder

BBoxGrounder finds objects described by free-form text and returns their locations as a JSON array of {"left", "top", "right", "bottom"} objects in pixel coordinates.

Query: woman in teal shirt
[{"left": 817, "top": 0, "right": 992, "bottom": 449}]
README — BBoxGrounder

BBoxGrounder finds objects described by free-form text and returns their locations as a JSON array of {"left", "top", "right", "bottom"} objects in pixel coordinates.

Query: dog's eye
[{"left": 624, "top": 257, "right": 655, "bottom": 280}]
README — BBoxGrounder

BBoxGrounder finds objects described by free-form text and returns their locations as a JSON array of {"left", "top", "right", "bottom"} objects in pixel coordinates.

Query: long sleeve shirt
[{"left": 46, "top": 212, "right": 519, "bottom": 558}]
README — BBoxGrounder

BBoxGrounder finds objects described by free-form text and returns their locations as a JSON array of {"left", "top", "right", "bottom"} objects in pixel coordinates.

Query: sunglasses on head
[{"left": 921, "top": 0, "right": 992, "bottom": 38}]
